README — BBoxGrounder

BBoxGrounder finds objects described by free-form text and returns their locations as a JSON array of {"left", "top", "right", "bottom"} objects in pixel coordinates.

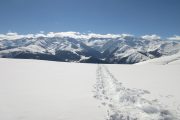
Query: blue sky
[{"left": 0, "top": 0, "right": 180, "bottom": 37}]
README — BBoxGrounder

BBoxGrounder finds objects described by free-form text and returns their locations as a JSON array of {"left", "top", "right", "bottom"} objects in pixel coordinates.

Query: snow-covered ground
[
  {"left": 104, "top": 64, "right": 180, "bottom": 119},
  {"left": 0, "top": 58, "right": 106, "bottom": 120},
  {"left": 0, "top": 58, "right": 180, "bottom": 120},
  {"left": 135, "top": 52, "right": 180, "bottom": 65}
]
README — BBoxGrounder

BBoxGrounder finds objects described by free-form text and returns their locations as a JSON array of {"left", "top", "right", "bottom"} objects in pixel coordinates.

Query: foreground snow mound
[
  {"left": 136, "top": 52, "right": 180, "bottom": 65},
  {"left": 94, "top": 65, "right": 180, "bottom": 120}
]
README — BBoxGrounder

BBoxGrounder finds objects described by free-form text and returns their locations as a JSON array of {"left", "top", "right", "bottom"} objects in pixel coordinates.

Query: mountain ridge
[{"left": 0, "top": 33, "right": 180, "bottom": 64}]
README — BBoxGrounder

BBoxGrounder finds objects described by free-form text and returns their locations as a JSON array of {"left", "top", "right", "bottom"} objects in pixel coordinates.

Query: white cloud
[
  {"left": 46, "top": 31, "right": 81, "bottom": 38},
  {"left": 35, "top": 33, "right": 46, "bottom": 38},
  {"left": 46, "top": 32, "right": 127, "bottom": 39},
  {"left": 0, "top": 31, "right": 134, "bottom": 40},
  {"left": 0, "top": 32, "right": 23, "bottom": 40},
  {"left": 167, "top": 35, "right": 180, "bottom": 41},
  {"left": 141, "top": 34, "right": 161, "bottom": 40},
  {"left": 0, "top": 32, "right": 170, "bottom": 41},
  {"left": 121, "top": 34, "right": 134, "bottom": 38},
  {"left": 6, "top": 32, "right": 18, "bottom": 36},
  {"left": 88, "top": 33, "right": 119, "bottom": 38},
  {"left": 0, "top": 32, "right": 34, "bottom": 40},
  {"left": 25, "top": 34, "right": 34, "bottom": 38}
]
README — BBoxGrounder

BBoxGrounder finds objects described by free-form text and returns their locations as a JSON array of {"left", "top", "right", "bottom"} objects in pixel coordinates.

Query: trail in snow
[{"left": 94, "top": 64, "right": 180, "bottom": 120}]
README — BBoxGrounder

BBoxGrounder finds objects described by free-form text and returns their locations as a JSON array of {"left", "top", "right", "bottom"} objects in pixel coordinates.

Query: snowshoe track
[{"left": 94, "top": 64, "right": 180, "bottom": 120}]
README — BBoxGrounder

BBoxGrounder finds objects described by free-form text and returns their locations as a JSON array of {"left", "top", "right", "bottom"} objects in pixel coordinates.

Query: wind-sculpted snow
[{"left": 94, "top": 65, "right": 180, "bottom": 120}]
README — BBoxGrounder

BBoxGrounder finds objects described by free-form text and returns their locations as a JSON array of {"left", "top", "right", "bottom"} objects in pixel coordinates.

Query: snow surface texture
[
  {"left": 94, "top": 65, "right": 180, "bottom": 120},
  {"left": 0, "top": 58, "right": 106, "bottom": 120},
  {"left": 0, "top": 58, "right": 180, "bottom": 120}
]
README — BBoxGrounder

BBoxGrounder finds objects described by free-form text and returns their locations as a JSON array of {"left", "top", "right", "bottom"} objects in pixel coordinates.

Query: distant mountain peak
[{"left": 0, "top": 32, "right": 180, "bottom": 64}]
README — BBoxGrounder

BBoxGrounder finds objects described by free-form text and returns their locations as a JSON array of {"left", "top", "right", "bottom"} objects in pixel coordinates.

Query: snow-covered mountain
[
  {"left": 0, "top": 32, "right": 180, "bottom": 64},
  {"left": 0, "top": 37, "right": 103, "bottom": 63}
]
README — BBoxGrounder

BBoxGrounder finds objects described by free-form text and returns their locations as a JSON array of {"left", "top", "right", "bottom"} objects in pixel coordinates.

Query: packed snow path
[{"left": 94, "top": 64, "right": 180, "bottom": 120}]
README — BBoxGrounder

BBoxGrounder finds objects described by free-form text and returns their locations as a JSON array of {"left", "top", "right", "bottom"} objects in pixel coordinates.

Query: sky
[{"left": 0, "top": 0, "right": 180, "bottom": 37}]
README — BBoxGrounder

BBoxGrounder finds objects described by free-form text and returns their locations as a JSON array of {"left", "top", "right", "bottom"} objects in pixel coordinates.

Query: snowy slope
[
  {"left": 0, "top": 58, "right": 180, "bottom": 120},
  {"left": 0, "top": 58, "right": 106, "bottom": 120},
  {"left": 101, "top": 36, "right": 180, "bottom": 64},
  {"left": 136, "top": 52, "right": 180, "bottom": 65},
  {"left": 105, "top": 64, "right": 180, "bottom": 119}
]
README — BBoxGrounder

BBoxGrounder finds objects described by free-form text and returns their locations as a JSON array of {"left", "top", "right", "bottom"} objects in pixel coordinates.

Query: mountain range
[{"left": 0, "top": 33, "right": 180, "bottom": 64}]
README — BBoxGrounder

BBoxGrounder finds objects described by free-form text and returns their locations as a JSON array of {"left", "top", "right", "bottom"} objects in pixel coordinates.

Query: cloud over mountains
[{"left": 0, "top": 32, "right": 179, "bottom": 41}]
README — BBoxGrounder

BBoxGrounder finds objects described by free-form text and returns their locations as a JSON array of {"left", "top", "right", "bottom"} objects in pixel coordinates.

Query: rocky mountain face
[{"left": 0, "top": 34, "right": 180, "bottom": 64}]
